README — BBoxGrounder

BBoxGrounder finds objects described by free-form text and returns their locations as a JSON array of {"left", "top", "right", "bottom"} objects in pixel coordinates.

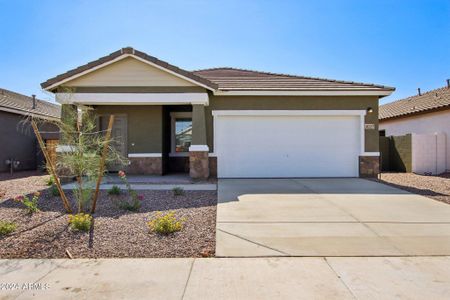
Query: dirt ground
[
  {"left": 0, "top": 171, "right": 217, "bottom": 258},
  {"left": 376, "top": 172, "right": 450, "bottom": 205}
]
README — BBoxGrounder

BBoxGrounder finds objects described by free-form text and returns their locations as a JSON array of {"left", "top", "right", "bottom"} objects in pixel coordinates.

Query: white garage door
[{"left": 214, "top": 110, "right": 364, "bottom": 178}]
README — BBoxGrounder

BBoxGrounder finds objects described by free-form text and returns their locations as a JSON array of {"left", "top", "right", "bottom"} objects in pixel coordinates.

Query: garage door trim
[
  {"left": 210, "top": 110, "right": 366, "bottom": 178},
  {"left": 211, "top": 110, "right": 367, "bottom": 158}
]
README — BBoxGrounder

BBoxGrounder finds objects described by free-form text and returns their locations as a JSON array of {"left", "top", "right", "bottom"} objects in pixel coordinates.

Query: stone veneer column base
[
  {"left": 208, "top": 156, "right": 217, "bottom": 178},
  {"left": 127, "top": 157, "right": 162, "bottom": 175},
  {"left": 359, "top": 156, "right": 380, "bottom": 178},
  {"left": 189, "top": 151, "right": 209, "bottom": 179}
]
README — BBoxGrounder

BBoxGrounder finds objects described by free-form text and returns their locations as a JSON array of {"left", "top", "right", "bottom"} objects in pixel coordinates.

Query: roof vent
[
  {"left": 32, "top": 95, "right": 36, "bottom": 109},
  {"left": 417, "top": 88, "right": 421, "bottom": 96},
  {"left": 121, "top": 47, "right": 135, "bottom": 55},
  {"left": 447, "top": 79, "right": 449, "bottom": 88}
]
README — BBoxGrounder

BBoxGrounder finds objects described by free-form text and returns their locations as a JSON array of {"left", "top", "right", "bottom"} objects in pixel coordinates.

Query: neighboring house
[
  {"left": 41, "top": 47, "right": 394, "bottom": 179},
  {"left": 379, "top": 83, "right": 450, "bottom": 172},
  {"left": 0, "top": 88, "right": 60, "bottom": 173}
]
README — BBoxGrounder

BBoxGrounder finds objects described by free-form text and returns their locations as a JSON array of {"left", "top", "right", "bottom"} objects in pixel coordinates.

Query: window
[
  {"left": 171, "top": 112, "right": 192, "bottom": 155},
  {"left": 175, "top": 118, "right": 192, "bottom": 152}
]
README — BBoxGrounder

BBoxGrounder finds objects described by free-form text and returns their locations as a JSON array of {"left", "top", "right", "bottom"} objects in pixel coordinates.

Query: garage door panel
[{"left": 215, "top": 113, "right": 361, "bottom": 178}]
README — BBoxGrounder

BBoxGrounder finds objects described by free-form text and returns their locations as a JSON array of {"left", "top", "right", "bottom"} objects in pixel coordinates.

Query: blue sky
[{"left": 0, "top": 0, "right": 448, "bottom": 105}]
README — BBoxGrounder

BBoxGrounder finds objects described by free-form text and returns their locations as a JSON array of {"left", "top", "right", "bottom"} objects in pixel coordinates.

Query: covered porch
[
  {"left": 43, "top": 47, "right": 221, "bottom": 180},
  {"left": 59, "top": 95, "right": 214, "bottom": 180}
]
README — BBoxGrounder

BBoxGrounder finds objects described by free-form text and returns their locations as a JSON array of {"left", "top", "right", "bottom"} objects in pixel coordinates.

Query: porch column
[{"left": 189, "top": 104, "right": 209, "bottom": 179}]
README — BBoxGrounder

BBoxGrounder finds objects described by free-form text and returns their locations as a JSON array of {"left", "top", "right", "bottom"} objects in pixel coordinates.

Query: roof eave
[
  {"left": 41, "top": 48, "right": 218, "bottom": 92},
  {"left": 213, "top": 89, "right": 394, "bottom": 96},
  {"left": 380, "top": 104, "right": 450, "bottom": 122},
  {"left": 0, "top": 106, "right": 60, "bottom": 121}
]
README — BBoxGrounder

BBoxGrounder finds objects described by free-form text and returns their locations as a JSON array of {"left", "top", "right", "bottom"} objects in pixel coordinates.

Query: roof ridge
[
  {"left": 193, "top": 67, "right": 394, "bottom": 90},
  {"left": 0, "top": 88, "right": 59, "bottom": 107},
  {"left": 192, "top": 67, "right": 235, "bottom": 72},
  {"left": 380, "top": 85, "right": 449, "bottom": 107},
  {"left": 0, "top": 87, "right": 61, "bottom": 119}
]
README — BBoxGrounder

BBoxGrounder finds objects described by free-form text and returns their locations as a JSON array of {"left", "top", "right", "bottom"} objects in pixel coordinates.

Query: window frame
[{"left": 170, "top": 112, "right": 193, "bottom": 157}]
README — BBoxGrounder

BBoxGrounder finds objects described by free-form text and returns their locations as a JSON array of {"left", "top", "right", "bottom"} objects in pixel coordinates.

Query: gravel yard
[
  {"left": 377, "top": 172, "right": 450, "bottom": 205},
  {"left": 0, "top": 172, "right": 217, "bottom": 259},
  {"left": 0, "top": 171, "right": 50, "bottom": 201}
]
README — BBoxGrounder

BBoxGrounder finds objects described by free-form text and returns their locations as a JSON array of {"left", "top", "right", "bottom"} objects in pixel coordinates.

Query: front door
[{"left": 100, "top": 114, "right": 127, "bottom": 172}]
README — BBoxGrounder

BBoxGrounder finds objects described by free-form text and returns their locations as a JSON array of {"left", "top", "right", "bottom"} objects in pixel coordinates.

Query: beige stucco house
[
  {"left": 380, "top": 83, "right": 450, "bottom": 173},
  {"left": 41, "top": 47, "right": 394, "bottom": 179}
]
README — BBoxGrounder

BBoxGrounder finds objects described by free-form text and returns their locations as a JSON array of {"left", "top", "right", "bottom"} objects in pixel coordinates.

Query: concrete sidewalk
[
  {"left": 62, "top": 182, "right": 217, "bottom": 191},
  {"left": 1, "top": 257, "right": 450, "bottom": 299},
  {"left": 61, "top": 174, "right": 217, "bottom": 191}
]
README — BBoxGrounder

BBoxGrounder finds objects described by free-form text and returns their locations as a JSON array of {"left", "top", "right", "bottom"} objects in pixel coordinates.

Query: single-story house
[
  {"left": 0, "top": 88, "right": 60, "bottom": 173},
  {"left": 41, "top": 47, "right": 394, "bottom": 179},
  {"left": 379, "top": 82, "right": 450, "bottom": 173}
]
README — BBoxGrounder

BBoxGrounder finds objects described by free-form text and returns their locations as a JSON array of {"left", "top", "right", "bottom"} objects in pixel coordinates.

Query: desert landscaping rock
[
  {"left": 0, "top": 173, "right": 217, "bottom": 258},
  {"left": 377, "top": 172, "right": 450, "bottom": 205},
  {"left": 0, "top": 171, "right": 50, "bottom": 201}
]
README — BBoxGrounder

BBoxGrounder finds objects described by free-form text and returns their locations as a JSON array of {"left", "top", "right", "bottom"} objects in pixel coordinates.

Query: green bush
[
  {"left": 14, "top": 192, "right": 40, "bottom": 214},
  {"left": 148, "top": 211, "right": 185, "bottom": 235},
  {"left": 68, "top": 213, "right": 92, "bottom": 232},
  {"left": 46, "top": 176, "right": 56, "bottom": 186},
  {"left": 108, "top": 185, "right": 121, "bottom": 195},
  {"left": 115, "top": 171, "right": 142, "bottom": 211},
  {"left": 172, "top": 187, "right": 184, "bottom": 196},
  {"left": 117, "top": 199, "right": 141, "bottom": 212},
  {"left": 0, "top": 221, "right": 16, "bottom": 236},
  {"left": 50, "top": 184, "right": 60, "bottom": 197}
]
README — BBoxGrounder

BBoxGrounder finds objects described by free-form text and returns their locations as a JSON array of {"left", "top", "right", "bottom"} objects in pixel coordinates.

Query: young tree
[
  {"left": 56, "top": 107, "right": 126, "bottom": 213},
  {"left": 33, "top": 103, "right": 126, "bottom": 214}
]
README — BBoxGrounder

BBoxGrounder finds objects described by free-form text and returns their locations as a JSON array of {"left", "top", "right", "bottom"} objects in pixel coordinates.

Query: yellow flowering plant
[
  {"left": 148, "top": 211, "right": 185, "bottom": 235},
  {"left": 0, "top": 221, "right": 16, "bottom": 236},
  {"left": 68, "top": 213, "right": 92, "bottom": 232}
]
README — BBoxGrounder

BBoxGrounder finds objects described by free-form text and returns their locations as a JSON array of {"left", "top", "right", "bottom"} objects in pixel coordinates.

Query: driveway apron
[{"left": 216, "top": 178, "right": 450, "bottom": 257}]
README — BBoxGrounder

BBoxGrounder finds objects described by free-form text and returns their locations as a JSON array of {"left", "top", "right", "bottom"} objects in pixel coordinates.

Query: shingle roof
[
  {"left": 0, "top": 88, "right": 60, "bottom": 119},
  {"left": 193, "top": 67, "right": 395, "bottom": 91},
  {"left": 41, "top": 47, "right": 218, "bottom": 90},
  {"left": 379, "top": 86, "right": 450, "bottom": 120}
]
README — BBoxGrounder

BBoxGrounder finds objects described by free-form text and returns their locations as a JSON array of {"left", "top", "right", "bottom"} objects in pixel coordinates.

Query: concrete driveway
[{"left": 216, "top": 178, "right": 450, "bottom": 257}]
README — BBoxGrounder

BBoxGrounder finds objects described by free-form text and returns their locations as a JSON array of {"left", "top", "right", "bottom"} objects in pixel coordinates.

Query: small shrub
[
  {"left": 0, "top": 221, "right": 16, "bottom": 236},
  {"left": 68, "top": 213, "right": 92, "bottom": 232},
  {"left": 172, "top": 187, "right": 184, "bottom": 196},
  {"left": 148, "top": 211, "right": 185, "bottom": 235},
  {"left": 14, "top": 192, "right": 40, "bottom": 214},
  {"left": 117, "top": 199, "right": 141, "bottom": 211},
  {"left": 115, "top": 171, "right": 142, "bottom": 211},
  {"left": 108, "top": 185, "right": 121, "bottom": 195},
  {"left": 50, "top": 184, "right": 60, "bottom": 197},
  {"left": 46, "top": 176, "right": 56, "bottom": 186}
]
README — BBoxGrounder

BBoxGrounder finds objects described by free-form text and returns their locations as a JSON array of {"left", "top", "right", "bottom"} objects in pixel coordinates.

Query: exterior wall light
[{"left": 367, "top": 107, "right": 373, "bottom": 113}]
